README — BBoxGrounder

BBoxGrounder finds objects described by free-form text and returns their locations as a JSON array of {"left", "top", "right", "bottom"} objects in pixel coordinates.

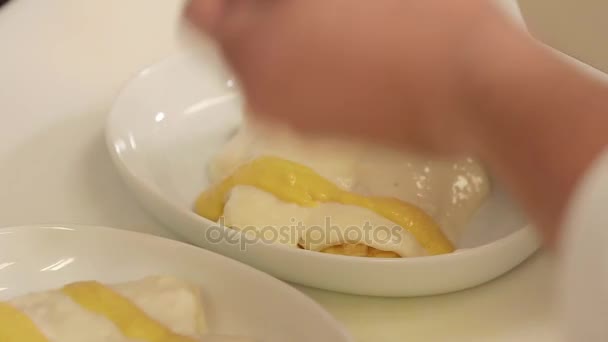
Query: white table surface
[{"left": 0, "top": 0, "right": 559, "bottom": 341}]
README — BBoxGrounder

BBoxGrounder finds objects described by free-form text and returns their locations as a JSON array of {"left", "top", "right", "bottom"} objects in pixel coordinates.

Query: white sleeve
[{"left": 559, "top": 150, "right": 608, "bottom": 341}]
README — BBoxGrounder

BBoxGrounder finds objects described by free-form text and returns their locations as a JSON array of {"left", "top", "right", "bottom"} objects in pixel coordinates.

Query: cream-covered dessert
[
  {"left": 0, "top": 276, "right": 252, "bottom": 342},
  {"left": 195, "top": 120, "right": 490, "bottom": 257}
]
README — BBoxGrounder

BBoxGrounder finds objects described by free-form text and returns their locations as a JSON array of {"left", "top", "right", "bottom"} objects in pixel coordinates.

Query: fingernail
[{"left": 185, "top": 0, "right": 226, "bottom": 34}]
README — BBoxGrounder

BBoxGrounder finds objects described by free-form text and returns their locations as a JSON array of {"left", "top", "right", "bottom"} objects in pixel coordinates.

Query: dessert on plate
[
  {"left": 195, "top": 119, "right": 490, "bottom": 258},
  {"left": 0, "top": 276, "right": 252, "bottom": 342}
]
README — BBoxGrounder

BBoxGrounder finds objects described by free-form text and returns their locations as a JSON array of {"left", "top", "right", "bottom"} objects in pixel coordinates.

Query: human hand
[{"left": 185, "top": 0, "right": 527, "bottom": 154}]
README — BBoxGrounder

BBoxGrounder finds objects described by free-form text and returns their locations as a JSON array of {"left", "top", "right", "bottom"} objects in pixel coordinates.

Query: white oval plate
[
  {"left": 0, "top": 225, "right": 352, "bottom": 342},
  {"left": 105, "top": 49, "right": 540, "bottom": 296}
]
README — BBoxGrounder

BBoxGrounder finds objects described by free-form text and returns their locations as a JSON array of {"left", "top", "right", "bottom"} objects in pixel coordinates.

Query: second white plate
[{"left": 0, "top": 225, "right": 351, "bottom": 341}]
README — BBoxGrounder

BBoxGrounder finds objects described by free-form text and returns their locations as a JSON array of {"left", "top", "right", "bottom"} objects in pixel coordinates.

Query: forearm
[{"left": 474, "top": 34, "right": 608, "bottom": 242}]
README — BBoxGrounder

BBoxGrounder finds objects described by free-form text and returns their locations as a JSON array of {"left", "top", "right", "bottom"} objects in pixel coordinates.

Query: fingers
[
  {"left": 184, "top": 0, "right": 278, "bottom": 105},
  {"left": 184, "top": 0, "right": 225, "bottom": 34},
  {"left": 185, "top": 0, "right": 275, "bottom": 39},
  {"left": 182, "top": 0, "right": 437, "bottom": 151}
]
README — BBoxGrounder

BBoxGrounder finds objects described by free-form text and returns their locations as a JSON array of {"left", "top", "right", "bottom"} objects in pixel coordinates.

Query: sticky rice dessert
[
  {"left": 0, "top": 276, "right": 251, "bottom": 342},
  {"left": 195, "top": 120, "right": 490, "bottom": 258}
]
